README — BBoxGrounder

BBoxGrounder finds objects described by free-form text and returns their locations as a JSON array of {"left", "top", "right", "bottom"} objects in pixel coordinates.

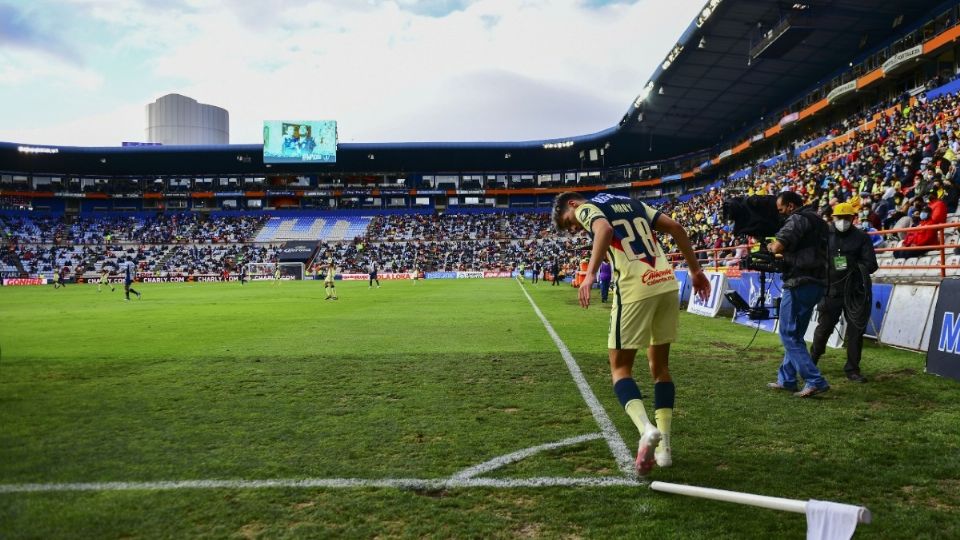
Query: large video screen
[{"left": 263, "top": 120, "right": 337, "bottom": 163}]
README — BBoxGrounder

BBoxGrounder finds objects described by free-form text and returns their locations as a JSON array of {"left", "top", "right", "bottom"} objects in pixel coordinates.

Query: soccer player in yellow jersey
[
  {"left": 324, "top": 260, "right": 338, "bottom": 300},
  {"left": 97, "top": 268, "right": 115, "bottom": 292},
  {"left": 553, "top": 192, "right": 710, "bottom": 477}
]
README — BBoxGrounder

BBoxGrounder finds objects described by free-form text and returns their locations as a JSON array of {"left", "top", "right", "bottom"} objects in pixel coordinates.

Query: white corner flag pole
[{"left": 650, "top": 481, "right": 872, "bottom": 524}]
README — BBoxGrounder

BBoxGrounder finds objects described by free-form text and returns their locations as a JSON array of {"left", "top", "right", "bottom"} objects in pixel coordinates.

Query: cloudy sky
[{"left": 0, "top": 0, "right": 706, "bottom": 146}]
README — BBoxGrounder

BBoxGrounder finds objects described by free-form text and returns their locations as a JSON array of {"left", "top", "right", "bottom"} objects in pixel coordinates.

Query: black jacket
[
  {"left": 824, "top": 225, "right": 879, "bottom": 298},
  {"left": 775, "top": 206, "right": 829, "bottom": 288},
  {"left": 944, "top": 182, "right": 960, "bottom": 213}
]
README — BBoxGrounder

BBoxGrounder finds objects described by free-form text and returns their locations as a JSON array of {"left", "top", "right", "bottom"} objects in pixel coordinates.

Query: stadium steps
[
  {"left": 250, "top": 221, "right": 271, "bottom": 242},
  {"left": 255, "top": 216, "right": 373, "bottom": 242},
  {"left": 11, "top": 251, "right": 26, "bottom": 274},
  {"left": 255, "top": 217, "right": 330, "bottom": 241},
  {"left": 325, "top": 219, "right": 351, "bottom": 242},
  {"left": 152, "top": 245, "right": 177, "bottom": 272},
  {"left": 304, "top": 218, "right": 328, "bottom": 240},
  {"left": 273, "top": 219, "right": 300, "bottom": 240},
  {"left": 324, "top": 217, "right": 373, "bottom": 242},
  {"left": 275, "top": 218, "right": 327, "bottom": 241},
  {"left": 1, "top": 253, "right": 26, "bottom": 275}
]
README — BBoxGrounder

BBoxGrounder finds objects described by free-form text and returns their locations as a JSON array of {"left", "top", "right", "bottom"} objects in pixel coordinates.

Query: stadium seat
[
  {"left": 915, "top": 255, "right": 936, "bottom": 280},
  {"left": 887, "top": 257, "right": 907, "bottom": 281},
  {"left": 947, "top": 255, "right": 960, "bottom": 277}
]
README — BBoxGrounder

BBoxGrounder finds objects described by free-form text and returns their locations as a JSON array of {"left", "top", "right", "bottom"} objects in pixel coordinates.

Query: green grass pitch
[{"left": 0, "top": 278, "right": 958, "bottom": 538}]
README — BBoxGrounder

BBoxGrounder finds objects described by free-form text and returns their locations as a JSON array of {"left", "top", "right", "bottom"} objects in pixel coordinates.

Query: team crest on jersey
[{"left": 578, "top": 207, "right": 590, "bottom": 223}]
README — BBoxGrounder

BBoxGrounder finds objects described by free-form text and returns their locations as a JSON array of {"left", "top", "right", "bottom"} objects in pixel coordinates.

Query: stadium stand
[
  {"left": 653, "top": 82, "right": 960, "bottom": 280},
  {"left": 254, "top": 216, "right": 373, "bottom": 242}
]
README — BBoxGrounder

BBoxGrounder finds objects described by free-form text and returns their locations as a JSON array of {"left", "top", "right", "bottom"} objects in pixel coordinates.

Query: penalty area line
[
  {"left": 0, "top": 476, "right": 642, "bottom": 494},
  {"left": 517, "top": 282, "right": 635, "bottom": 477}
]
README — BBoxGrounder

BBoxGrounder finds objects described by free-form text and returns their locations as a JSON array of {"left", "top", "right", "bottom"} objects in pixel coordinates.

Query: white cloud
[
  {"left": 3, "top": 103, "right": 146, "bottom": 147},
  {"left": 0, "top": 48, "right": 103, "bottom": 91},
  {"left": 0, "top": 0, "right": 706, "bottom": 146}
]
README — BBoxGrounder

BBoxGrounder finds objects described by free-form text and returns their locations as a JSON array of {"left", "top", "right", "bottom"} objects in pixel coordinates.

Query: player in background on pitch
[
  {"left": 369, "top": 261, "right": 381, "bottom": 289},
  {"left": 324, "top": 259, "right": 339, "bottom": 300},
  {"left": 517, "top": 261, "right": 526, "bottom": 283},
  {"left": 98, "top": 267, "right": 115, "bottom": 292},
  {"left": 53, "top": 264, "right": 69, "bottom": 289},
  {"left": 553, "top": 191, "right": 710, "bottom": 477},
  {"left": 273, "top": 263, "right": 282, "bottom": 285},
  {"left": 238, "top": 263, "right": 247, "bottom": 286},
  {"left": 122, "top": 258, "right": 141, "bottom": 301}
]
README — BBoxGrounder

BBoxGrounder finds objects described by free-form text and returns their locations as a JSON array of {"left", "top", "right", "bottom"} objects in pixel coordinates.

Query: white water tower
[{"left": 145, "top": 94, "right": 229, "bottom": 145}]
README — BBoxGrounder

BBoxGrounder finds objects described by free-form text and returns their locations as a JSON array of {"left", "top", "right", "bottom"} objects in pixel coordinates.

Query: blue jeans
[{"left": 777, "top": 284, "right": 828, "bottom": 390}]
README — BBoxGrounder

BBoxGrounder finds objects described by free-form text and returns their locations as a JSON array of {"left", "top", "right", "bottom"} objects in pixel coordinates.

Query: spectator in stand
[
  {"left": 943, "top": 177, "right": 960, "bottom": 213},
  {"left": 927, "top": 190, "right": 948, "bottom": 225},
  {"left": 858, "top": 210, "right": 885, "bottom": 249},
  {"left": 895, "top": 206, "right": 938, "bottom": 258},
  {"left": 725, "top": 244, "right": 749, "bottom": 267}
]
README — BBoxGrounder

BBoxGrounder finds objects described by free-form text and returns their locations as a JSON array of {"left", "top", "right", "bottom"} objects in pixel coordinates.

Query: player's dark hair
[
  {"left": 552, "top": 192, "right": 586, "bottom": 231},
  {"left": 777, "top": 190, "right": 804, "bottom": 209}
]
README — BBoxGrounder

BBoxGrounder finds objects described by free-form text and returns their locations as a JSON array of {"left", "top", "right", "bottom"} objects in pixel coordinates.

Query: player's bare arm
[
  {"left": 579, "top": 217, "right": 613, "bottom": 309},
  {"left": 653, "top": 213, "right": 710, "bottom": 303}
]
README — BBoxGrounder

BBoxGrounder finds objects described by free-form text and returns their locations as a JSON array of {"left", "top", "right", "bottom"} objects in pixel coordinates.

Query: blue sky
[{"left": 0, "top": 0, "right": 706, "bottom": 146}]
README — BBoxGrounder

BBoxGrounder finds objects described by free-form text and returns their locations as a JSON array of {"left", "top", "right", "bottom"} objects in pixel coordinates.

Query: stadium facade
[{"left": 1, "top": 0, "right": 960, "bottom": 214}]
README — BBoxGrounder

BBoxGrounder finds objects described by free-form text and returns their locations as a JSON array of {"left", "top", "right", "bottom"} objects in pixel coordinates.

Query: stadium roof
[
  {"left": 621, "top": 0, "right": 955, "bottom": 146},
  {"left": 1, "top": 0, "right": 955, "bottom": 176}
]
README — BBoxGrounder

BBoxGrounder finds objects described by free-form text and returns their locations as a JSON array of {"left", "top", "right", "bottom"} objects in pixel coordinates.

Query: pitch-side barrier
[{"left": 668, "top": 220, "right": 960, "bottom": 379}]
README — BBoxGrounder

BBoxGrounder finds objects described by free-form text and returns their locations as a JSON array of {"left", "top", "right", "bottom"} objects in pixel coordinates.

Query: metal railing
[{"left": 666, "top": 220, "right": 960, "bottom": 279}]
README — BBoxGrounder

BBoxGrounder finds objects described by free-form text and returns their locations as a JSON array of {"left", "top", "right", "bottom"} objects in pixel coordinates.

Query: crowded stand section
[
  {"left": 4, "top": 77, "right": 960, "bottom": 282},
  {"left": 656, "top": 86, "right": 960, "bottom": 270},
  {"left": 1, "top": 211, "right": 587, "bottom": 280}
]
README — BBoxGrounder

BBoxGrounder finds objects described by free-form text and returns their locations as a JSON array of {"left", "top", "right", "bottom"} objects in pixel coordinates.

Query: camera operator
[
  {"left": 765, "top": 191, "right": 831, "bottom": 398},
  {"left": 809, "top": 203, "right": 878, "bottom": 383}
]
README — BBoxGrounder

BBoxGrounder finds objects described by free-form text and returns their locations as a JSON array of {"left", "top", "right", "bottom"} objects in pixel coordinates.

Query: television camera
[{"left": 721, "top": 195, "right": 784, "bottom": 321}]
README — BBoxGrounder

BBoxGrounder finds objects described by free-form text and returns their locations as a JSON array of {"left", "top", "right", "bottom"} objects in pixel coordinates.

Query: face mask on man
[
  {"left": 920, "top": 212, "right": 930, "bottom": 220},
  {"left": 835, "top": 220, "right": 852, "bottom": 233}
]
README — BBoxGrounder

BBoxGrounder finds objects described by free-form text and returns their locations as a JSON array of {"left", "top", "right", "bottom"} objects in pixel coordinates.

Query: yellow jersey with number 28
[{"left": 574, "top": 193, "right": 678, "bottom": 304}]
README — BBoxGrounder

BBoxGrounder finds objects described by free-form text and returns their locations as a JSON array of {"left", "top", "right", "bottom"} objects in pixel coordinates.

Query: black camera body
[
  {"left": 721, "top": 195, "right": 781, "bottom": 239},
  {"left": 742, "top": 250, "right": 785, "bottom": 274},
  {"left": 721, "top": 194, "right": 785, "bottom": 321}
]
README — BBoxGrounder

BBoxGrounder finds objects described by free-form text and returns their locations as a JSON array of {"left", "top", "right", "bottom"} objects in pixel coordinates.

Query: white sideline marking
[
  {"left": 517, "top": 284, "right": 635, "bottom": 477},
  {"left": 451, "top": 433, "right": 603, "bottom": 480},
  {"left": 0, "top": 476, "right": 641, "bottom": 494}
]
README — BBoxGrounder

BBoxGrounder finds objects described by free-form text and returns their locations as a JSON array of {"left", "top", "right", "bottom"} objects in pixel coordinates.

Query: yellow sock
[
  {"left": 655, "top": 408, "right": 672, "bottom": 445},
  {"left": 624, "top": 399, "right": 652, "bottom": 433}
]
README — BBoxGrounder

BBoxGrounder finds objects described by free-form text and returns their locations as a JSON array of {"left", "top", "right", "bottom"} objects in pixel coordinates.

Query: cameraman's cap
[{"left": 832, "top": 202, "right": 856, "bottom": 217}]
